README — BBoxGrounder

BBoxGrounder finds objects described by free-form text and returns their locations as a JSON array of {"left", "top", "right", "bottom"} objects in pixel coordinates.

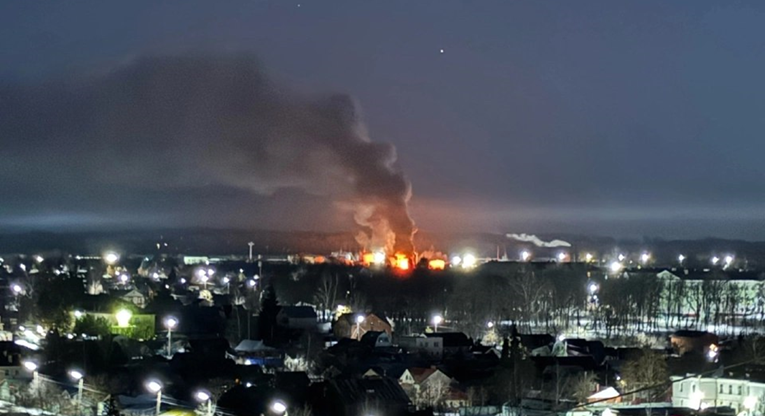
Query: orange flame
[
  {"left": 362, "top": 253, "right": 375, "bottom": 266},
  {"left": 428, "top": 259, "right": 446, "bottom": 270},
  {"left": 394, "top": 253, "right": 410, "bottom": 270}
]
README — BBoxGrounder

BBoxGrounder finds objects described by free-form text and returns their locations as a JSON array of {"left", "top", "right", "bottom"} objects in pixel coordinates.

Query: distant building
[
  {"left": 671, "top": 376, "right": 765, "bottom": 413},
  {"left": 119, "top": 289, "right": 148, "bottom": 309},
  {"left": 277, "top": 306, "right": 317, "bottom": 330},
  {"left": 426, "top": 332, "right": 472, "bottom": 357},
  {"left": 322, "top": 377, "right": 412, "bottom": 416},
  {"left": 670, "top": 330, "right": 718, "bottom": 355},
  {"left": 399, "top": 335, "right": 443, "bottom": 359},
  {"left": 360, "top": 331, "right": 392, "bottom": 348},
  {"left": 333, "top": 312, "right": 392, "bottom": 340},
  {"left": 228, "top": 339, "right": 283, "bottom": 367}
]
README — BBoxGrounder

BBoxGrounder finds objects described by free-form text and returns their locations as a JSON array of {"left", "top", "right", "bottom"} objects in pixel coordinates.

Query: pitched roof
[
  {"left": 234, "top": 339, "right": 276, "bottom": 352},
  {"left": 406, "top": 367, "right": 439, "bottom": 384},
  {"left": 425, "top": 332, "right": 472, "bottom": 347},
  {"left": 329, "top": 377, "right": 411, "bottom": 405},
  {"left": 279, "top": 306, "right": 317, "bottom": 319}
]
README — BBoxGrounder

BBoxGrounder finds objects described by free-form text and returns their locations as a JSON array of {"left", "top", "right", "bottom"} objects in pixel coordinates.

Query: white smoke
[{"left": 506, "top": 233, "right": 571, "bottom": 248}]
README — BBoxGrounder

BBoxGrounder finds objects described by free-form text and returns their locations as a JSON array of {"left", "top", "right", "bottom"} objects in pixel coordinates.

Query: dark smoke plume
[{"left": 0, "top": 55, "right": 415, "bottom": 252}]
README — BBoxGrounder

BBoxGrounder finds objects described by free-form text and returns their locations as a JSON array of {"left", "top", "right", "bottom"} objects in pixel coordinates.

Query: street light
[
  {"left": 355, "top": 315, "right": 365, "bottom": 340},
  {"left": 12, "top": 284, "right": 22, "bottom": 294},
  {"left": 584, "top": 253, "right": 593, "bottom": 262},
  {"left": 520, "top": 251, "right": 531, "bottom": 262},
  {"left": 164, "top": 317, "right": 178, "bottom": 357},
  {"left": 462, "top": 254, "right": 477, "bottom": 269},
  {"left": 609, "top": 261, "right": 623, "bottom": 274},
  {"left": 271, "top": 400, "right": 288, "bottom": 415},
  {"left": 146, "top": 380, "right": 163, "bottom": 416},
  {"left": 69, "top": 370, "right": 84, "bottom": 416},
  {"left": 433, "top": 315, "right": 443, "bottom": 333},
  {"left": 678, "top": 254, "right": 686, "bottom": 264},
  {"left": 588, "top": 283, "right": 599, "bottom": 294},
  {"left": 640, "top": 253, "right": 650, "bottom": 264},
  {"left": 195, "top": 390, "right": 213, "bottom": 416},
  {"left": 557, "top": 252, "right": 567, "bottom": 262},
  {"left": 23, "top": 360, "right": 38, "bottom": 384},
  {"left": 103, "top": 252, "right": 119, "bottom": 265},
  {"left": 712, "top": 256, "right": 720, "bottom": 265},
  {"left": 115, "top": 309, "right": 132, "bottom": 328}
]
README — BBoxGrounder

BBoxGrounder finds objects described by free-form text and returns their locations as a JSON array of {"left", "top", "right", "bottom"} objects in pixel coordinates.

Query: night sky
[{"left": 2, "top": 1, "right": 765, "bottom": 239}]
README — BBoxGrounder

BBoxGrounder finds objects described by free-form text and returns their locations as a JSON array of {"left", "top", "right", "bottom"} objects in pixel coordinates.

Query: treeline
[{"left": 271, "top": 264, "right": 765, "bottom": 338}]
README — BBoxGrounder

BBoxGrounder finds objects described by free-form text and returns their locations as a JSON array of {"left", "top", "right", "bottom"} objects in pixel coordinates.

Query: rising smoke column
[{"left": 0, "top": 55, "right": 416, "bottom": 252}]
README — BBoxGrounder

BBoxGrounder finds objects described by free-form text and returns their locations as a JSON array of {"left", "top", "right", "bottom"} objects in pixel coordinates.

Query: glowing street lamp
[
  {"left": 355, "top": 315, "right": 365, "bottom": 340},
  {"left": 23, "top": 360, "right": 38, "bottom": 383},
  {"left": 584, "top": 253, "right": 593, "bottom": 263},
  {"left": 609, "top": 261, "right": 623, "bottom": 274},
  {"left": 115, "top": 309, "right": 132, "bottom": 328},
  {"left": 271, "top": 400, "right": 288, "bottom": 415},
  {"left": 23, "top": 360, "right": 38, "bottom": 372},
  {"left": 678, "top": 254, "right": 686, "bottom": 264},
  {"left": 557, "top": 252, "right": 567, "bottom": 262},
  {"left": 164, "top": 317, "right": 178, "bottom": 357},
  {"left": 195, "top": 390, "right": 213, "bottom": 416},
  {"left": 462, "top": 254, "right": 477, "bottom": 269},
  {"left": 588, "top": 283, "right": 599, "bottom": 295},
  {"left": 433, "top": 315, "right": 443, "bottom": 333},
  {"left": 617, "top": 254, "right": 626, "bottom": 262},
  {"left": 451, "top": 256, "right": 462, "bottom": 267},
  {"left": 69, "top": 370, "right": 84, "bottom": 416},
  {"left": 11, "top": 284, "right": 22, "bottom": 295},
  {"left": 103, "top": 252, "right": 119, "bottom": 265},
  {"left": 724, "top": 255, "right": 734, "bottom": 268},
  {"left": 146, "top": 380, "right": 163, "bottom": 416},
  {"left": 744, "top": 396, "right": 758, "bottom": 413},
  {"left": 640, "top": 253, "right": 650, "bottom": 264},
  {"left": 119, "top": 274, "right": 129, "bottom": 284},
  {"left": 520, "top": 251, "right": 531, "bottom": 262}
]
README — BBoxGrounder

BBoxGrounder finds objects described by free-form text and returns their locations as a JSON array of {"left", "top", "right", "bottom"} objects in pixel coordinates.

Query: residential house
[
  {"left": 399, "top": 335, "right": 443, "bottom": 359},
  {"left": 277, "top": 306, "right": 318, "bottom": 330},
  {"left": 119, "top": 289, "right": 148, "bottom": 309},
  {"left": 671, "top": 376, "right": 765, "bottom": 413},
  {"left": 399, "top": 367, "right": 465, "bottom": 411},
  {"left": 426, "top": 332, "right": 472, "bottom": 358},
  {"left": 670, "top": 330, "right": 718, "bottom": 355},
  {"left": 333, "top": 312, "right": 392, "bottom": 340},
  {"left": 227, "top": 339, "right": 283, "bottom": 367},
  {"left": 322, "top": 377, "right": 412, "bottom": 416},
  {"left": 360, "top": 331, "right": 392, "bottom": 348}
]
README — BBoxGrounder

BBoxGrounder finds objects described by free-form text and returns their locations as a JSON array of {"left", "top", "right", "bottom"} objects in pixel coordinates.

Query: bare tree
[
  {"left": 510, "top": 272, "right": 549, "bottom": 331},
  {"left": 621, "top": 348, "right": 669, "bottom": 401},
  {"left": 314, "top": 272, "right": 338, "bottom": 321},
  {"left": 418, "top": 377, "right": 449, "bottom": 411}
]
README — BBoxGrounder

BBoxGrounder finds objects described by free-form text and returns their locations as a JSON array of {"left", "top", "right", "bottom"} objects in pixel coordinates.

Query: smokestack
[{"left": 0, "top": 55, "right": 416, "bottom": 252}]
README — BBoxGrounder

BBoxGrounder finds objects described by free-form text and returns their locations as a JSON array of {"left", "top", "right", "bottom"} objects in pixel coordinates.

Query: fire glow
[
  {"left": 394, "top": 253, "right": 410, "bottom": 270},
  {"left": 428, "top": 259, "right": 446, "bottom": 270}
]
